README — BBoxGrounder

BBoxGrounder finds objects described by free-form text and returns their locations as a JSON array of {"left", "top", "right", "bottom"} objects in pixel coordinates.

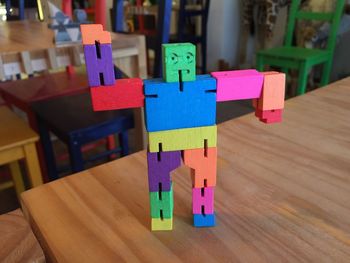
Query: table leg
[
  {"left": 27, "top": 111, "right": 49, "bottom": 183},
  {"left": 23, "top": 143, "right": 43, "bottom": 187},
  {"left": 68, "top": 137, "right": 84, "bottom": 173},
  {"left": 9, "top": 161, "right": 25, "bottom": 197},
  {"left": 37, "top": 117, "right": 58, "bottom": 181},
  {"left": 119, "top": 131, "right": 129, "bottom": 156}
]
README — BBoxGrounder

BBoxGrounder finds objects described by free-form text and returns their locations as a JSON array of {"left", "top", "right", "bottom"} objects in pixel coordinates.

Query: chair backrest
[
  {"left": 5, "top": 0, "right": 25, "bottom": 20},
  {"left": 285, "top": 0, "right": 345, "bottom": 52},
  {"left": 176, "top": 0, "right": 210, "bottom": 42}
]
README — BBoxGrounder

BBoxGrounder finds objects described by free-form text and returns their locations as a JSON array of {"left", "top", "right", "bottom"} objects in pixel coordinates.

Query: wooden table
[
  {"left": 0, "top": 106, "right": 43, "bottom": 195},
  {"left": 0, "top": 209, "right": 44, "bottom": 262},
  {"left": 0, "top": 20, "right": 147, "bottom": 80},
  {"left": 21, "top": 78, "right": 350, "bottom": 262}
]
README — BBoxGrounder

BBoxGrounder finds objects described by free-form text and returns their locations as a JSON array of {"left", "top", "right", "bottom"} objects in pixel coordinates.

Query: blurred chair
[
  {"left": 173, "top": 0, "right": 210, "bottom": 73},
  {"left": 112, "top": 0, "right": 172, "bottom": 77},
  {"left": 0, "top": 106, "right": 43, "bottom": 197},
  {"left": 32, "top": 92, "right": 134, "bottom": 181},
  {"left": 256, "top": 0, "right": 346, "bottom": 95}
]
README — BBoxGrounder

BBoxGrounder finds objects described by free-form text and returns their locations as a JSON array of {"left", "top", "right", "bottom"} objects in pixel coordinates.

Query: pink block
[
  {"left": 211, "top": 69, "right": 264, "bottom": 102},
  {"left": 192, "top": 187, "right": 214, "bottom": 214}
]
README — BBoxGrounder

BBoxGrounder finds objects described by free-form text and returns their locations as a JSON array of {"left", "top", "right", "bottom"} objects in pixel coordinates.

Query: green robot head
[{"left": 162, "top": 43, "right": 196, "bottom": 83}]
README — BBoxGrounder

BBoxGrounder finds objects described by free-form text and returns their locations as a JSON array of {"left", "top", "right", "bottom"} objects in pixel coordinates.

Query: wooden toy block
[
  {"left": 193, "top": 214, "right": 216, "bottom": 227},
  {"left": 253, "top": 72, "right": 286, "bottom": 111},
  {"left": 144, "top": 75, "right": 216, "bottom": 132},
  {"left": 81, "top": 24, "right": 111, "bottom": 45},
  {"left": 84, "top": 44, "right": 115, "bottom": 87},
  {"left": 147, "top": 150, "right": 181, "bottom": 192},
  {"left": 211, "top": 69, "right": 264, "bottom": 102},
  {"left": 148, "top": 125, "right": 217, "bottom": 153},
  {"left": 162, "top": 43, "right": 196, "bottom": 83},
  {"left": 255, "top": 109, "right": 283, "bottom": 124},
  {"left": 149, "top": 186, "right": 173, "bottom": 219},
  {"left": 151, "top": 218, "right": 173, "bottom": 231},
  {"left": 183, "top": 147, "right": 217, "bottom": 188},
  {"left": 192, "top": 187, "right": 214, "bottom": 214},
  {"left": 90, "top": 78, "right": 144, "bottom": 111}
]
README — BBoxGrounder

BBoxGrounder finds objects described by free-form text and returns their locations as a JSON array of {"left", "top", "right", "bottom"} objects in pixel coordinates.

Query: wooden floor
[{"left": 0, "top": 100, "right": 254, "bottom": 214}]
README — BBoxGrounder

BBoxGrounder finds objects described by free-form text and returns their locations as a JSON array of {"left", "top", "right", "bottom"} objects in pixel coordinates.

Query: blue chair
[
  {"left": 174, "top": 0, "right": 210, "bottom": 73},
  {"left": 32, "top": 92, "right": 134, "bottom": 181},
  {"left": 111, "top": 0, "right": 172, "bottom": 78},
  {"left": 5, "top": 0, "right": 25, "bottom": 20}
]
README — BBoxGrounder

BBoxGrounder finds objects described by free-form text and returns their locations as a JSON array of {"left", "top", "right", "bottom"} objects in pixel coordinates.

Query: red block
[
  {"left": 90, "top": 78, "right": 144, "bottom": 111},
  {"left": 255, "top": 109, "right": 283, "bottom": 124}
]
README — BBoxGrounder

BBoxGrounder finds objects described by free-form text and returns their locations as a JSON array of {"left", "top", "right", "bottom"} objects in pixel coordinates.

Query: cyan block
[
  {"left": 144, "top": 74, "right": 217, "bottom": 132},
  {"left": 193, "top": 213, "right": 216, "bottom": 227}
]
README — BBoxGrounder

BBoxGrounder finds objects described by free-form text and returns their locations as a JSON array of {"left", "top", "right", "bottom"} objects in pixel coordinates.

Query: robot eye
[
  {"left": 168, "top": 53, "right": 179, "bottom": 65},
  {"left": 184, "top": 52, "right": 194, "bottom": 63}
]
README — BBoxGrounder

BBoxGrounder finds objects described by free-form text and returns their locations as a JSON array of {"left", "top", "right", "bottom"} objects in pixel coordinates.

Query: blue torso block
[{"left": 144, "top": 75, "right": 217, "bottom": 132}]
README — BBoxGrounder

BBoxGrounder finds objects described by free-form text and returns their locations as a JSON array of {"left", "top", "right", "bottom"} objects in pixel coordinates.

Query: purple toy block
[
  {"left": 192, "top": 187, "right": 214, "bottom": 214},
  {"left": 84, "top": 43, "right": 115, "bottom": 87},
  {"left": 211, "top": 69, "right": 264, "bottom": 102},
  {"left": 147, "top": 150, "right": 181, "bottom": 192}
]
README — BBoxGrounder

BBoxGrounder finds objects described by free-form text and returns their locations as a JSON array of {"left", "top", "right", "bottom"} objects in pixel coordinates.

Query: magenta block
[
  {"left": 147, "top": 150, "right": 181, "bottom": 192},
  {"left": 84, "top": 43, "right": 115, "bottom": 87},
  {"left": 211, "top": 69, "right": 264, "bottom": 102},
  {"left": 192, "top": 187, "right": 214, "bottom": 214}
]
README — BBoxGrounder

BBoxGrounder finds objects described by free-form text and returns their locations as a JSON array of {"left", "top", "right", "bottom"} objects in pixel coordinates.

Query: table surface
[
  {"left": 0, "top": 106, "right": 38, "bottom": 151},
  {"left": 0, "top": 20, "right": 145, "bottom": 54},
  {"left": 0, "top": 209, "right": 44, "bottom": 262},
  {"left": 21, "top": 78, "right": 350, "bottom": 262},
  {"left": 0, "top": 72, "right": 88, "bottom": 106}
]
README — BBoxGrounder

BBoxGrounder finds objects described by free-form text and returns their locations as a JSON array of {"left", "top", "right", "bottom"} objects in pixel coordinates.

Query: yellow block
[
  {"left": 148, "top": 125, "right": 217, "bottom": 153},
  {"left": 151, "top": 218, "right": 173, "bottom": 231}
]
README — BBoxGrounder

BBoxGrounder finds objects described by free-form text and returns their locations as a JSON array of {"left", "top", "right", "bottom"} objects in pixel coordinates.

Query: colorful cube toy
[{"left": 81, "top": 24, "right": 286, "bottom": 231}]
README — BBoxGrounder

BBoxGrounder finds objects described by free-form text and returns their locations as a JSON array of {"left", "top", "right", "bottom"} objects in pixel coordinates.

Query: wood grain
[
  {"left": 0, "top": 209, "right": 45, "bottom": 263},
  {"left": 21, "top": 78, "right": 350, "bottom": 262}
]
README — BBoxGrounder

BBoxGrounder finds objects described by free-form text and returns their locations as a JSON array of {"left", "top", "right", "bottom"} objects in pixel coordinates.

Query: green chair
[{"left": 256, "top": 0, "right": 345, "bottom": 95}]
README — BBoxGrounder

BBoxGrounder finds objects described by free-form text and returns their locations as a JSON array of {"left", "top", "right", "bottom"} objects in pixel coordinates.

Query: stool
[
  {"left": 32, "top": 93, "right": 134, "bottom": 181},
  {"left": 0, "top": 106, "right": 43, "bottom": 197}
]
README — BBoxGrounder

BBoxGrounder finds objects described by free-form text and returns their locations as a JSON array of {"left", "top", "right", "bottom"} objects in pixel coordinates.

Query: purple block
[
  {"left": 147, "top": 150, "right": 181, "bottom": 192},
  {"left": 84, "top": 43, "right": 115, "bottom": 87}
]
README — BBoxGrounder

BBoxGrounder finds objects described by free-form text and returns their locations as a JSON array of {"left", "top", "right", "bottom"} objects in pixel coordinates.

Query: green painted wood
[
  {"left": 257, "top": 0, "right": 346, "bottom": 95},
  {"left": 295, "top": 11, "right": 333, "bottom": 21}
]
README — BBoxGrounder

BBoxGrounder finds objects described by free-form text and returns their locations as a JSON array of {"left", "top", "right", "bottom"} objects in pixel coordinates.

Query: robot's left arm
[{"left": 211, "top": 70, "right": 285, "bottom": 124}]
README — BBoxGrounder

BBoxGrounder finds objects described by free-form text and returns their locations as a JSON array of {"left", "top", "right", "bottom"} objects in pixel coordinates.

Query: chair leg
[
  {"left": 320, "top": 60, "right": 332, "bottom": 87},
  {"left": 297, "top": 64, "right": 309, "bottom": 95},
  {"left": 119, "top": 131, "right": 129, "bottom": 156},
  {"left": 256, "top": 55, "right": 264, "bottom": 72},
  {"left": 68, "top": 138, "right": 84, "bottom": 173},
  {"left": 9, "top": 161, "right": 25, "bottom": 197}
]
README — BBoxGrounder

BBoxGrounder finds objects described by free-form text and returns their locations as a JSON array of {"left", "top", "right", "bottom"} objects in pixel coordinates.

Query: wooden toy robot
[{"left": 81, "top": 24, "right": 285, "bottom": 231}]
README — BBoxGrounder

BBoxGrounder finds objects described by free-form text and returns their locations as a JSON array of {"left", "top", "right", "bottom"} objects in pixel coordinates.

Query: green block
[
  {"left": 149, "top": 186, "right": 173, "bottom": 219},
  {"left": 162, "top": 43, "right": 196, "bottom": 83}
]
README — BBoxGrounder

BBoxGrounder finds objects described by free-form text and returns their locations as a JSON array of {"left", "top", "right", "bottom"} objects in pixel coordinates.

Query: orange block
[
  {"left": 183, "top": 147, "right": 217, "bottom": 188},
  {"left": 253, "top": 71, "right": 285, "bottom": 111},
  {"left": 81, "top": 24, "right": 111, "bottom": 45}
]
